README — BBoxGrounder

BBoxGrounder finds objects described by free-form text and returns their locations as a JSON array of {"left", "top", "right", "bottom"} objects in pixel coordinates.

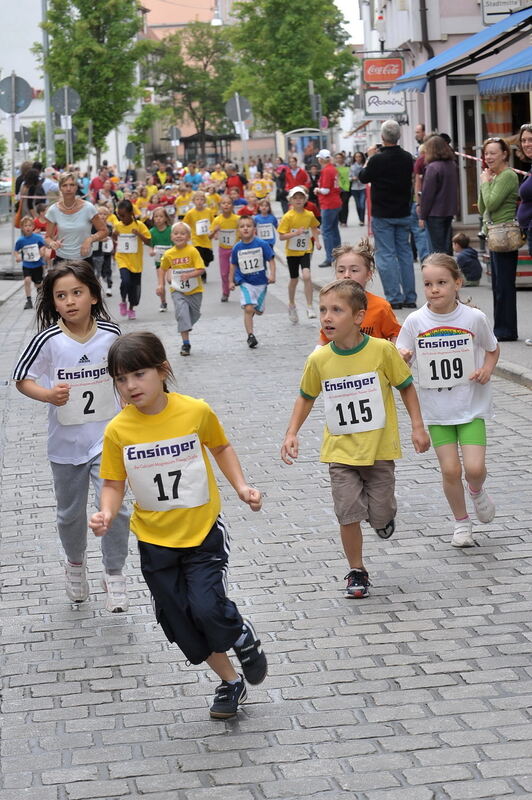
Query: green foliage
[
  {"left": 147, "top": 22, "right": 234, "bottom": 156},
  {"left": 230, "top": 0, "right": 356, "bottom": 131},
  {"left": 36, "top": 0, "right": 144, "bottom": 158},
  {"left": 0, "top": 135, "right": 7, "bottom": 174},
  {"left": 128, "top": 104, "right": 167, "bottom": 166}
]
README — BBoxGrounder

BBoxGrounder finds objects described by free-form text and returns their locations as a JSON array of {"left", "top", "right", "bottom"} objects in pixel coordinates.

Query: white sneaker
[
  {"left": 65, "top": 555, "right": 89, "bottom": 602},
  {"left": 288, "top": 305, "right": 298, "bottom": 324},
  {"left": 105, "top": 289, "right": 113, "bottom": 297},
  {"left": 307, "top": 306, "right": 316, "bottom": 319},
  {"left": 101, "top": 572, "right": 129, "bottom": 613},
  {"left": 468, "top": 486, "right": 495, "bottom": 523},
  {"left": 451, "top": 519, "right": 476, "bottom": 548}
]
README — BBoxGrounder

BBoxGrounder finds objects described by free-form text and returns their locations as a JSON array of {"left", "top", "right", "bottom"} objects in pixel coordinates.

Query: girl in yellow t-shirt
[
  {"left": 210, "top": 195, "right": 240, "bottom": 301},
  {"left": 183, "top": 191, "right": 215, "bottom": 276},
  {"left": 113, "top": 199, "right": 151, "bottom": 320}
]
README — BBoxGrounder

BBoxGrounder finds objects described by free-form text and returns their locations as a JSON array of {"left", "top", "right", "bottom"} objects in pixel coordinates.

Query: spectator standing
[
  {"left": 418, "top": 135, "right": 458, "bottom": 255},
  {"left": 314, "top": 149, "right": 342, "bottom": 268},
  {"left": 335, "top": 153, "right": 351, "bottom": 226}
]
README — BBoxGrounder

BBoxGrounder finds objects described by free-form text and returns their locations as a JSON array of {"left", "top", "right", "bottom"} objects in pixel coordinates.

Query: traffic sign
[
  {"left": 168, "top": 126, "right": 181, "bottom": 141},
  {"left": 14, "top": 126, "right": 31, "bottom": 143},
  {"left": 225, "top": 94, "right": 251, "bottom": 123},
  {"left": 125, "top": 142, "right": 137, "bottom": 159},
  {"left": 0, "top": 74, "right": 33, "bottom": 114},
  {"left": 51, "top": 87, "right": 81, "bottom": 115}
]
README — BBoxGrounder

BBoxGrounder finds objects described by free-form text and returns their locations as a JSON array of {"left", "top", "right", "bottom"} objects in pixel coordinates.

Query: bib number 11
[
  {"left": 153, "top": 470, "right": 182, "bottom": 502},
  {"left": 335, "top": 399, "right": 372, "bottom": 427}
]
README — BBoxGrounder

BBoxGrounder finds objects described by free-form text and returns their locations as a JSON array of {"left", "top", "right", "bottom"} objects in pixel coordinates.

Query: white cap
[
  {"left": 316, "top": 149, "right": 331, "bottom": 159},
  {"left": 287, "top": 185, "right": 308, "bottom": 199}
]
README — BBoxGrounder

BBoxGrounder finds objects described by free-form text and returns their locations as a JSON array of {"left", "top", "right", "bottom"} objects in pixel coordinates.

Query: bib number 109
[
  {"left": 153, "top": 470, "right": 182, "bottom": 502},
  {"left": 335, "top": 399, "right": 372, "bottom": 427},
  {"left": 428, "top": 357, "right": 463, "bottom": 382}
]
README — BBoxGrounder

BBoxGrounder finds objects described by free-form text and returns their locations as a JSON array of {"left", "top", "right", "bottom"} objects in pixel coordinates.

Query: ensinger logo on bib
[
  {"left": 57, "top": 365, "right": 109, "bottom": 380},
  {"left": 126, "top": 437, "right": 197, "bottom": 461},
  {"left": 324, "top": 375, "right": 377, "bottom": 393}
]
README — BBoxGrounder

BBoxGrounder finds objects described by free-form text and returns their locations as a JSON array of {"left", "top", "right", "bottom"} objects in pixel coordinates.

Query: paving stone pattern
[{"left": 1, "top": 250, "right": 532, "bottom": 800}]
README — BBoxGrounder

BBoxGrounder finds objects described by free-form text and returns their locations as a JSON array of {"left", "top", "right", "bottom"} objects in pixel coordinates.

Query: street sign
[
  {"left": 51, "top": 87, "right": 81, "bottom": 115},
  {"left": 0, "top": 74, "right": 33, "bottom": 114},
  {"left": 168, "top": 125, "right": 181, "bottom": 141},
  {"left": 225, "top": 94, "right": 252, "bottom": 123},
  {"left": 364, "top": 89, "right": 406, "bottom": 116},
  {"left": 363, "top": 58, "right": 404, "bottom": 85},
  {"left": 481, "top": 0, "right": 522, "bottom": 25},
  {"left": 125, "top": 142, "right": 137, "bottom": 159},
  {"left": 14, "top": 126, "right": 30, "bottom": 143}
]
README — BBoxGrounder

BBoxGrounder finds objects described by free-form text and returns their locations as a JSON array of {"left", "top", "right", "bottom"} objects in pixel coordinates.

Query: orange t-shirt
[{"left": 319, "top": 291, "right": 401, "bottom": 345}]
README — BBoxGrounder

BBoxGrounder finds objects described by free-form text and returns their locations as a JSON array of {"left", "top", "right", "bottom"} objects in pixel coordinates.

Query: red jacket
[
  {"left": 285, "top": 167, "right": 311, "bottom": 192},
  {"left": 317, "top": 163, "right": 341, "bottom": 210}
]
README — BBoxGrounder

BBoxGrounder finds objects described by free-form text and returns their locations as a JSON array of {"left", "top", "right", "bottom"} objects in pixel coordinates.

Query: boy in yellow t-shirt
[
  {"left": 210, "top": 195, "right": 240, "bottom": 301},
  {"left": 159, "top": 221, "right": 205, "bottom": 356},
  {"left": 113, "top": 199, "right": 151, "bottom": 320},
  {"left": 281, "top": 279, "right": 429, "bottom": 600},
  {"left": 278, "top": 185, "right": 321, "bottom": 322},
  {"left": 183, "top": 191, "right": 215, "bottom": 279},
  {"left": 175, "top": 183, "right": 193, "bottom": 219}
]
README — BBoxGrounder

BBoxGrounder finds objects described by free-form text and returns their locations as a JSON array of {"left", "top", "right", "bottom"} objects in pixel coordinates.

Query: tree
[
  {"left": 148, "top": 22, "right": 235, "bottom": 160},
  {"left": 36, "top": 0, "right": 145, "bottom": 165},
  {"left": 230, "top": 0, "right": 355, "bottom": 131},
  {"left": 0, "top": 135, "right": 7, "bottom": 175}
]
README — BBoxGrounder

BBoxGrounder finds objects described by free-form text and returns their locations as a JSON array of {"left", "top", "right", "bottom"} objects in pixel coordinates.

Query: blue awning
[
  {"left": 477, "top": 46, "right": 532, "bottom": 94},
  {"left": 391, "top": 6, "right": 532, "bottom": 93}
]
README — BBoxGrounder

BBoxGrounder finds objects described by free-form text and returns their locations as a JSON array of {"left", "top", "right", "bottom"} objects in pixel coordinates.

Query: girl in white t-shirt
[
  {"left": 13, "top": 260, "right": 130, "bottom": 611},
  {"left": 397, "top": 253, "right": 500, "bottom": 548}
]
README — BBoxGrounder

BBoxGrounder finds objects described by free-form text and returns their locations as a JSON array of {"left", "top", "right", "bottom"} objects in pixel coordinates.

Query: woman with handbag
[{"left": 478, "top": 137, "right": 520, "bottom": 342}]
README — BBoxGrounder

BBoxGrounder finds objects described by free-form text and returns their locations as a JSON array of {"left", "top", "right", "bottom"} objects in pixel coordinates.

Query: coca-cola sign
[{"left": 363, "top": 58, "right": 404, "bottom": 85}]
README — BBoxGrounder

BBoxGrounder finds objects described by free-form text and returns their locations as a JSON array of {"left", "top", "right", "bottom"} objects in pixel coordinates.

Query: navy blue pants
[
  {"left": 490, "top": 249, "right": 518, "bottom": 341},
  {"left": 138, "top": 517, "right": 243, "bottom": 665}
]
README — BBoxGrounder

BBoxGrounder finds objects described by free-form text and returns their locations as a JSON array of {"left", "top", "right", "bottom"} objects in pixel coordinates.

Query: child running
[
  {"left": 317, "top": 241, "right": 401, "bottom": 345},
  {"left": 229, "top": 216, "right": 276, "bottom": 349},
  {"left": 183, "top": 191, "right": 214, "bottom": 281},
  {"left": 397, "top": 253, "right": 499, "bottom": 548},
  {"left": 158, "top": 222, "right": 205, "bottom": 357},
  {"left": 13, "top": 260, "right": 130, "bottom": 611},
  {"left": 149, "top": 207, "right": 173, "bottom": 312},
  {"left": 253, "top": 199, "right": 278, "bottom": 251},
  {"left": 210, "top": 195, "right": 240, "bottom": 302},
  {"left": 14, "top": 216, "right": 47, "bottom": 310},
  {"left": 88, "top": 331, "right": 267, "bottom": 719},
  {"left": 281, "top": 279, "right": 429, "bottom": 598},
  {"left": 278, "top": 185, "right": 321, "bottom": 322},
  {"left": 91, "top": 206, "right": 114, "bottom": 298},
  {"left": 113, "top": 199, "right": 151, "bottom": 320}
]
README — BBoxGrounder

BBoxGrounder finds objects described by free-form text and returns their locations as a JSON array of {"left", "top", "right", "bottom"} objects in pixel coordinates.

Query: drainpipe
[{"left": 419, "top": 0, "right": 438, "bottom": 131}]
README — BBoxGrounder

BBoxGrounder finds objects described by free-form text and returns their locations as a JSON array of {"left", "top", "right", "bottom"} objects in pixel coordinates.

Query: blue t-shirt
[
  {"left": 184, "top": 173, "right": 203, "bottom": 190},
  {"left": 231, "top": 237, "right": 273, "bottom": 286},
  {"left": 15, "top": 233, "right": 45, "bottom": 268},
  {"left": 232, "top": 196, "right": 247, "bottom": 208},
  {"left": 253, "top": 213, "right": 278, "bottom": 245}
]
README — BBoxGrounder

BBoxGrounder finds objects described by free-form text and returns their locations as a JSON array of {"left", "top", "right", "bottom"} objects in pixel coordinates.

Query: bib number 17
[{"left": 153, "top": 470, "right": 182, "bottom": 502}]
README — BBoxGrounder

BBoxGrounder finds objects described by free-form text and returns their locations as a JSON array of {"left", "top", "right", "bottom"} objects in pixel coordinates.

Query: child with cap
[{"left": 278, "top": 186, "right": 321, "bottom": 322}]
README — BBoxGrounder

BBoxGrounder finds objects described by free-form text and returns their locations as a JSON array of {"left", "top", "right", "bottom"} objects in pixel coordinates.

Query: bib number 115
[{"left": 335, "top": 399, "right": 372, "bottom": 427}]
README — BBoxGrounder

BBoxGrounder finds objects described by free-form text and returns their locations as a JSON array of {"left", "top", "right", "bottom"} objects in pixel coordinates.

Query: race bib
[
  {"left": 322, "top": 372, "right": 385, "bottom": 435},
  {"left": 55, "top": 362, "right": 116, "bottom": 426},
  {"left": 172, "top": 269, "right": 199, "bottom": 293},
  {"left": 22, "top": 243, "right": 40, "bottom": 262},
  {"left": 257, "top": 223, "right": 274, "bottom": 241},
  {"left": 124, "top": 433, "right": 209, "bottom": 511},
  {"left": 117, "top": 233, "right": 138, "bottom": 254},
  {"left": 196, "top": 218, "right": 210, "bottom": 236},
  {"left": 237, "top": 247, "right": 264, "bottom": 275},
  {"left": 102, "top": 238, "right": 113, "bottom": 253},
  {"left": 416, "top": 334, "right": 475, "bottom": 389},
  {"left": 220, "top": 229, "right": 237, "bottom": 247},
  {"left": 166, "top": 205, "right": 176, "bottom": 216},
  {"left": 290, "top": 229, "right": 310, "bottom": 252},
  {"left": 154, "top": 245, "right": 171, "bottom": 261}
]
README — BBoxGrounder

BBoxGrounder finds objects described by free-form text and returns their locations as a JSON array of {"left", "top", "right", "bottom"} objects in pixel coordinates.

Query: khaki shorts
[{"left": 328, "top": 460, "right": 396, "bottom": 528}]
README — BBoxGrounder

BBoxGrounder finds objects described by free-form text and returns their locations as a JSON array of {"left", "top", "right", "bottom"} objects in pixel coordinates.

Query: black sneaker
[
  {"left": 344, "top": 569, "right": 370, "bottom": 599},
  {"left": 375, "top": 518, "right": 395, "bottom": 539},
  {"left": 233, "top": 619, "right": 268, "bottom": 684},
  {"left": 209, "top": 676, "right": 247, "bottom": 719},
  {"left": 247, "top": 333, "right": 258, "bottom": 348},
  {"left": 180, "top": 343, "right": 191, "bottom": 356},
  {"left": 318, "top": 261, "right": 331, "bottom": 268},
  {"left": 24, "top": 297, "right": 33, "bottom": 309}
]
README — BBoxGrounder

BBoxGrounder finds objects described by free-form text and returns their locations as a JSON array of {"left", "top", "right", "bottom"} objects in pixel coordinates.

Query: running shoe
[
  {"left": 209, "top": 676, "right": 247, "bottom": 719},
  {"left": 65, "top": 556, "right": 89, "bottom": 603},
  {"left": 221, "top": 294, "right": 229, "bottom": 302},
  {"left": 288, "top": 305, "right": 298, "bottom": 324},
  {"left": 159, "top": 303, "right": 167, "bottom": 312},
  {"left": 307, "top": 306, "right": 317, "bottom": 319},
  {"left": 344, "top": 568, "right": 370, "bottom": 599},
  {"left": 127, "top": 309, "right": 136, "bottom": 320},
  {"left": 233, "top": 619, "right": 268, "bottom": 684},
  {"left": 119, "top": 301, "right": 128, "bottom": 317},
  {"left": 23, "top": 297, "right": 33, "bottom": 310},
  {"left": 106, "top": 288, "right": 113, "bottom": 297},
  {"left": 180, "top": 342, "right": 191, "bottom": 356},
  {"left": 468, "top": 486, "right": 495, "bottom": 523},
  {"left": 101, "top": 572, "right": 129, "bottom": 613},
  {"left": 375, "top": 518, "right": 395, "bottom": 539},
  {"left": 451, "top": 519, "right": 476, "bottom": 548},
  {"left": 247, "top": 333, "right": 258, "bottom": 348}
]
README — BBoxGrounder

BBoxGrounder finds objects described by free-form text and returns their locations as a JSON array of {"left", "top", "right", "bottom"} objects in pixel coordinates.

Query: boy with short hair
[
  {"left": 281, "top": 279, "right": 429, "bottom": 599},
  {"left": 278, "top": 186, "right": 321, "bottom": 322},
  {"left": 452, "top": 232, "right": 482, "bottom": 287},
  {"left": 14, "top": 216, "right": 47, "bottom": 309},
  {"left": 229, "top": 216, "right": 276, "bottom": 349}
]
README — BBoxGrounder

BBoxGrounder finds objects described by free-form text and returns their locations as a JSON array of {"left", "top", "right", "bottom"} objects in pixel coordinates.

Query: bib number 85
[{"left": 335, "top": 399, "right": 372, "bottom": 427}]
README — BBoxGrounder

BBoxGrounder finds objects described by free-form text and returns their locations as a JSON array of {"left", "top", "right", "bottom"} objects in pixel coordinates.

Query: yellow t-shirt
[
  {"left": 113, "top": 219, "right": 150, "bottom": 273},
  {"left": 160, "top": 244, "right": 205, "bottom": 295},
  {"left": 211, "top": 213, "right": 240, "bottom": 249},
  {"left": 278, "top": 209, "right": 319, "bottom": 256},
  {"left": 175, "top": 192, "right": 193, "bottom": 217},
  {"left": 100, "top": 393, "right": 228, "bottom": 547},
  {"left": 251, "top": 179, "right": 270, "bottom": 199},
  {"left": 206, "top": 192, "right": 221, "bottom": 214},
  {"left": 107, "top": 213, "right": 119, "bottom": 227},
  {"left": 210, "top": 170, "right": 227, "bottom": 183},
  {"left": 299, "top": 335, "right": 413, "bottom": 466},
  {"left": 145, "top": 184, "right": 158, "bottom": 199},
  {"left": 183, "top": 207, "right": 214, "bottom": 248}
]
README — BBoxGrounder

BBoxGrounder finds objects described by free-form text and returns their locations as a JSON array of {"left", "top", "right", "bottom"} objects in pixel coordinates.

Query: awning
[
  {"left": 477, "top": 46, "right": 532, "bottom": 94},
  {"left": 391, "top": 6, "right": 532, "bottom": 93},
  {"left": 345, "top": 120, "right": 371, "bottom": 136}
]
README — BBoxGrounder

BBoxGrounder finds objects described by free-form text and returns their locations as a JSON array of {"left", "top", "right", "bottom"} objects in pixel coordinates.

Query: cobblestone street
[{"left": 1, "top": 247, "right": 532, "bottom": 800}]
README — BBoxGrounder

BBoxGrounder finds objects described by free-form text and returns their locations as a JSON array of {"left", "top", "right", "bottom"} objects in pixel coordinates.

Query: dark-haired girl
[
  {"left": 113, "top": 199, "right": 151, "bottom": 320},
  {"left": 89, "top": 331, "right": 267, "bottom": 720},
  {"left": 13, "top": 260, "right": 130, "bottom": 612}
]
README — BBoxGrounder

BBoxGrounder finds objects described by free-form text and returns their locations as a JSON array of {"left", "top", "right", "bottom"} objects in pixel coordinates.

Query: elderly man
[
  {"left": 359, "top": 120, "right": 416, "bottom": 309},
  {"left": 314, "top": 148, "right": 342, "bottom": 267}
]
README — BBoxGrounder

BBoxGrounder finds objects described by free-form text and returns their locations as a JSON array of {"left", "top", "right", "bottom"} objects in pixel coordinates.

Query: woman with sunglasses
[{"left": 478, "top": 137, "right": 519, "bottom": 342}]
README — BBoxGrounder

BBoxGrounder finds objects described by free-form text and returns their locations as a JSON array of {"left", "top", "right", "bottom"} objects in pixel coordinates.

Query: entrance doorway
[{"left": 450, "top": 89, "right": 482, "bottom": 225}]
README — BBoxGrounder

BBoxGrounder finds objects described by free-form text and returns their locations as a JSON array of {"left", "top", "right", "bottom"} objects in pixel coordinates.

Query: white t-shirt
[
  {"left": 396, "top": 302, "right": 498, "bottom": 425},
  {"left": 13, "top": 319, "right": 121, "bottom": 464}
]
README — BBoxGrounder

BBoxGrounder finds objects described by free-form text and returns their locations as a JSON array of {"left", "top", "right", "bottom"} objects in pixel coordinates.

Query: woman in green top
[
  {"left": 335, "top": 153, "right": 351, "bottom": 226},
  {"left": 149, "top": 207, "right": 173, "bottom": 312},
  {"left": 478, "top": 137, "right": 519, "bottom": 341}
]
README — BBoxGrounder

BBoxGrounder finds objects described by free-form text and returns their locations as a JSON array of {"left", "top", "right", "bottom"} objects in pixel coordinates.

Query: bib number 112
[
  {"left": 335, "top": 399, "right": 372, "bottom": 427},
  {"left": 153, "top": 470, "right": 182, "bottom": 502}
]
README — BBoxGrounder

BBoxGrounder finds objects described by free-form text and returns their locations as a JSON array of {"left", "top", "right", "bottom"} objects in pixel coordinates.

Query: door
[{"left": 453, "top": 94, "right": 482, "bottom": 225}]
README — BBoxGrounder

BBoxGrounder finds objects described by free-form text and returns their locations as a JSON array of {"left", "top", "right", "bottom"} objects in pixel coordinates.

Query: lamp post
[{"left": 41, "top": 0, "right": 56, "bottom": 166}]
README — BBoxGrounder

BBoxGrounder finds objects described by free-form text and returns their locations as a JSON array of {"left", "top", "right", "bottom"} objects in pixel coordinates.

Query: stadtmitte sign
[{"left": 363, "top": 58, "right": 404, "bottom": 84}]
